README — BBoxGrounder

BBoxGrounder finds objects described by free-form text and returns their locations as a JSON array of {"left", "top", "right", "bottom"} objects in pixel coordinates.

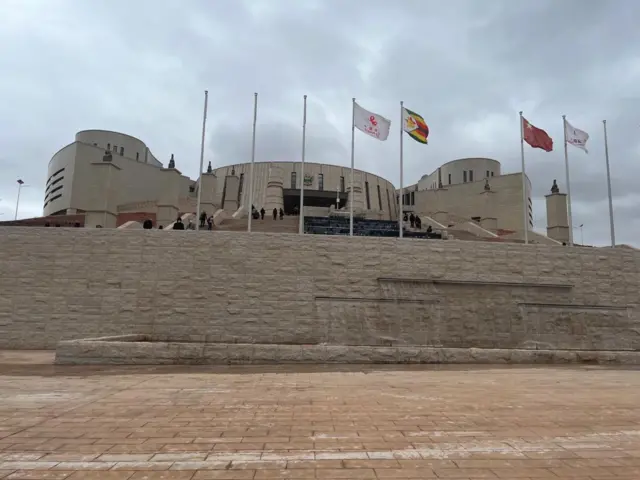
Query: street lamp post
[
  {"left": 573, "top": 224, "right": 584, "bottom": 245},
  {"left": 14, "top": 179, "right": 25, "bottom": 220}
]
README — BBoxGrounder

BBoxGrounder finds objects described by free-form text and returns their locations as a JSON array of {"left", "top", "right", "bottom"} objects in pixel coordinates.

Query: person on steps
[
  {"left": 260, "top": 207, "right": 265, "bottom": 220},
  {"left": 273, "top": 208, "right": 277, "bottom": 220},
  {"left": 173, "top": 217, "right": 184, "bottom": 230},
  {"left": 279, "top": 208, "right": 284, "bottom": 220}
]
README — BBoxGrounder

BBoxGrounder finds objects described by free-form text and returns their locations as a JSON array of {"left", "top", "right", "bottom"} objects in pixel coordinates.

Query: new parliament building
[{"left": 8, "top": 129, "right": 572, "bottom": 245}]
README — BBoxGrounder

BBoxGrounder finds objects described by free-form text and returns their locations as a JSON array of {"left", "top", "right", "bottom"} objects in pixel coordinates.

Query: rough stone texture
[
  {"left": 55, "top": 339, "right": 640, "bottom": 365},
  {"left": 0, "top": 227, "right": 639, "bottom": 351}
]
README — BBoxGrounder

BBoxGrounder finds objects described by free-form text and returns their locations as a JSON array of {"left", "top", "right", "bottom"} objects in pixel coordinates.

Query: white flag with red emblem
[
  {"left": 564, "top": 119, "right": 589, "bottom": 153},
  {"left": 353, "top": 102, "right": 390, "bottom": 141}
]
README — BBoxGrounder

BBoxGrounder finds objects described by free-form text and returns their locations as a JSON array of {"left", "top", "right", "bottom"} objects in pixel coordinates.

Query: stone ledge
[
  {"left": 54, "top": 339, "right": 640, "bottom": 365},
  {"left": 378, "top": 277, "right": 573, "bottom": 289}
]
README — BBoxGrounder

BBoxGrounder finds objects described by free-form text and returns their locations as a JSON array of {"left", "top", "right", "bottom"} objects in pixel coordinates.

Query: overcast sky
[{"left": 1, "top": 0, "right": 638, "bottom": 246}]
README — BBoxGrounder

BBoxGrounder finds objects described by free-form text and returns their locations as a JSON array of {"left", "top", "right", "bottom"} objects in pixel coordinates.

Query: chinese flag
[{"left": 522, "top": 117, "right": 553, "bottom": 152}]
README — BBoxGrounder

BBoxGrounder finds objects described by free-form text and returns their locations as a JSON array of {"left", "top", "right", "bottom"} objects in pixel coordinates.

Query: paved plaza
[{"left": 1, "top": 352, "right": 640, "bottom": 479}]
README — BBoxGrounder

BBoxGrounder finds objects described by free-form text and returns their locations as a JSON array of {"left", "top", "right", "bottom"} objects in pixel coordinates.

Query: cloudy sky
[{"left": 1, "top": 0, "right": 638, "bottom": 245}]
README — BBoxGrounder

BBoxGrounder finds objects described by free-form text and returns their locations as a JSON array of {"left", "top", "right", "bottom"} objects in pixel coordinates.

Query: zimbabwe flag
[{"left": 402, "top": 107, "right": 429, "bottom": 144}]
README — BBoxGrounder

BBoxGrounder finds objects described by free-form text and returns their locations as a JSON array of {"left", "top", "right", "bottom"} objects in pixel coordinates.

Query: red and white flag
[
  {"left": 564, "top": 119, "right": 589, "bottom": 153},
  {"left": 354, "top": 102, "right": 391, "bottom": 141}
]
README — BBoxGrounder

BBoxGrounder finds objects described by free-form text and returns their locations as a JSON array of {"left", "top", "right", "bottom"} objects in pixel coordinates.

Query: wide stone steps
[{"left": 217, "top": 215, "right": 300, "bottom": 233}]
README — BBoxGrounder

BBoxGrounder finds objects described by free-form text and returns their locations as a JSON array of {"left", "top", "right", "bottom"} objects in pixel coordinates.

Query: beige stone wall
[
  {"left": 0, "top": 228, "right": 638, "bottom": 351},
  {"left": 52, "top": 143, "right": 193, "bottom": 217},
  {"left": 413, "top": 173, "right": 532, "bottom": 231},
  {"left": 418, "top": 157, "right": 502, "bottom": 190}
]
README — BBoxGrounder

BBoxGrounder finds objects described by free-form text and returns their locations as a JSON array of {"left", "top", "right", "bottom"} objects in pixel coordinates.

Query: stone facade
[{"left": 0, "top": 227, "right": 639, "bottom": 352}]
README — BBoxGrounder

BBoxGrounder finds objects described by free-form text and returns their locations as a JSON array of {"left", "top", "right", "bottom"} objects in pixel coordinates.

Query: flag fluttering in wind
[
  {"left": 522, "top": 117, "right": 553, "bottom": 152},
  {"left": 402, "top": 107, "right": 429, "bottom": 144},
  {"left": 564, "top": 119, "right": 589, "bottom": 153},
  {"left": 17, "top": 179, "right": 24, "bottom": 185},
  {"left": 353, "top": 102, "right": 391, "bottom": 141}
]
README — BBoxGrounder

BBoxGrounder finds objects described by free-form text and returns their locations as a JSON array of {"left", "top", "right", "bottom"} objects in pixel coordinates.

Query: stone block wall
[{"left": 0, "top": 227, "right": 638, "bottom": 351}]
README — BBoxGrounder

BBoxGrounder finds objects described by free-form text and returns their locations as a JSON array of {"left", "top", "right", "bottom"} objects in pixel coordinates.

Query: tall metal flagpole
[
  {"left": 299, "top": 95, "right": 307, "bottom": 235},
  {"left": 519, "top": 111, "right": 528, "bottom": 244},
  {"left": 399, "top": 101, "right": 404, "bottom": 238},
  {"left": 247, "top": 92, "right": 258, "bottom": 233},
  {"left": 562, "top": 115, "right": 574, "bottom": 245},
  {"left": 195, "top": 90, "right": 209, "bottom": 231},
  {"left": 349, "top": 98, "right": 355, "bottom": 237},
  {"left": 603, "top": 120, "right": 616, "bottom": 247}
]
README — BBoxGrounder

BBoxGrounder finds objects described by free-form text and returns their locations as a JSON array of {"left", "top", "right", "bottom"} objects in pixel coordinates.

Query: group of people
[
  {"left": 252, "top": 205, "right": 284, "bottom": 220},
  {"left": 141, "top": 207, "right": 286, "bottom": 231},
  {"left": 402, "top": 212, "right": 434, "bottom": 234},
  {"left": 403, "top": 212, "right": 422, "bottom": 229}
]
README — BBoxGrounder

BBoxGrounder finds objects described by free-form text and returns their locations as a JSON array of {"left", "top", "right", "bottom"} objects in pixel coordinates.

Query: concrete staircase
[{"left": 217, "top": 215, "right": 300, "bottom": 234}]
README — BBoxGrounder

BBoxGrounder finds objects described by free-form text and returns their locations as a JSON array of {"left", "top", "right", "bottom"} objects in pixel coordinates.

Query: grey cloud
[{"left": 0, "top": 0, "right": 638, "bottom": 246}]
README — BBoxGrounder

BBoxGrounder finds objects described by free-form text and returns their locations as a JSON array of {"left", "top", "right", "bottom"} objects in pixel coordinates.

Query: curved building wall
[
  {"left": 44, "top": 143, "right": 77, "bottom": 215},
  {"left": 418, "top": 158, "right": 502, "bottom": 190},
  {"left": 211, "top": 162, "right": 398, "bottom": 220},
  {"left": 44, "top": 130, "right": 191, "bottom": 217},
  {"left": 75, "top": 130, "right": 161, "bottom": 166}
]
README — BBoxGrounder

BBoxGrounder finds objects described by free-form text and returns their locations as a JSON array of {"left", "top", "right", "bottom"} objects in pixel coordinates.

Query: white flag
[
  {"left": 564, "top": 119, "right": 589, "bottom": 153},
  {"left": 353, "top": 102, "right": 391, "bottom": 141}
]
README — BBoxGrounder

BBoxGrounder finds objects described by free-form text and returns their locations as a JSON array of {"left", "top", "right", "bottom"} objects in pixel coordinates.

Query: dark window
[
  {"left": 405, "top": 193, "right": 410, "bottom": 206},
  {"left": 469, "top": 170, "right": 474, "bottom": 182},
  {"left": 365, "top": 182, "right": 371, "bottom": 209},
  {"left": 107, "top": 143, "right": 111, "bottom": 151},
  {"left": 114, "top": 145, "right": 117, "bottom": 153},
  {"left": 46, "top": 176, "right": 64, "bottom": 193},
  {"left": 340, "top": 176, "right": 345, "bottom": 192},
  {"left": 377, "top": 185, "right": 382, "bottom": 210},
  {"left": 291, "top": 172, "right": 296, "bottom": 189},
  {"left": 396, "top": 195, "right": 400, "bottom": 207},
  {"left": 491, "top": 171, "right": 494, "bottom": 177},
  {"left": 119, "top": 146, "right": 124, "bottom": 156},
  {"left": 48, "top": 194, "right": 62, "bottom": 205},
  {"left": 386, "top": 189, "right": 391, "bottom": 214},
  {"left": 448, "top": 173, "right": 451, "bottom": 185},
  {"left": 463, "top": 171, "right": 467, "bottom": 183},
  {"left": 46, "top": 185, "right": 63, "bottom": 197},
  {"left": 238, "top": 173, "right": 244, "bottom": 203},
  {"left": 93, "top": 143, "right": 97, "bottom": 146},
  {"left": 486, "top": 170, "right": 490, "bottom": 178},
  {"left": 410, "top": 191, "right": 415, "bottom": 205},
  {"left": 136, "top": 152, "right": 139, "bottom": 161},
  {"left": 46, "top": 168, "right": 65, "bottom": 186},
  {"left": 318, "top": 173, "right": 324, "bottom": 191}
]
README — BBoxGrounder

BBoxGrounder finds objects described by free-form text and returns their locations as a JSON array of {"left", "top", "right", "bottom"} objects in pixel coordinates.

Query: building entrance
[{"left": 282, "top": 189, "right": 348, "bottom": 214}]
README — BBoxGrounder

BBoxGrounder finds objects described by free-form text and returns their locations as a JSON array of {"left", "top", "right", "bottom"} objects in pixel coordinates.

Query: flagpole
[
  {"left": 299, "top": 95, "right": 307, "bottom": 235},
  {"left": 349, "top": 97, "right": 355, "bottom": 237},
  {"left": 399, "top": 100, "right": 404, "bottom": 238},
  {"left": 519, "top": 111, "right": 528, "bottom": 244},
  {"left": 562, "top": 115, "right": 574, "bottom": 245},
  {"left": 247, "top": 92, "right": 257, "bottom": 233},
  {"left": 603, "top": 119, "right": 615, "bottom": 247},
  {"left": 195, "top": 90, "right": 209, "bottom": 231}
]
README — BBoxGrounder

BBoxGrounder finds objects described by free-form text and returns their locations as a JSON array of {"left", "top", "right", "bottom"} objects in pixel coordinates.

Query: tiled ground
[{"left": 0, "top": 352, "right": 639, "bottom": 479}]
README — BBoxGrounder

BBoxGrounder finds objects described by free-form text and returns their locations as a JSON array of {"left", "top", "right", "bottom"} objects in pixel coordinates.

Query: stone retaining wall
[
  {"left": 1, "top": 227, "right": 639, "bottom": 352},
  {"left": 54, "top": 337, "right": 640, "bottom": 365}
]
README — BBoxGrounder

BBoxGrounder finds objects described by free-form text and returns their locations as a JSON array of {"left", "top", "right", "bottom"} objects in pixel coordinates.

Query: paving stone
[{"left": 2, "top": 356, "right": 640, "bottom": 479}]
